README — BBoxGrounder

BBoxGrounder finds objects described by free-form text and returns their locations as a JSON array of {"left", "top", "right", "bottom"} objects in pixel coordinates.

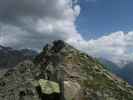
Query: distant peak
[
  {"left": 34, "top": 40, "right": 76, "bottom": 64},
  {"left": 42, "top": 40, "right": 68, "bottom": 53},
  {"left": 0, "top": 45, "right": 13, "bottom": 51},
  {"left": 51, "top": 40, "right": 66, "bottom": 52}
]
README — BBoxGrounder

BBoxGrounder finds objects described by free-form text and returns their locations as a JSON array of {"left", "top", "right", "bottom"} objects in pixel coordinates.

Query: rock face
[
  {"left": 0, "top": 40, "right": 133, "bottom": 100},
  {"left": 64, "top": 81, "right": 81, "bottom": 100}
]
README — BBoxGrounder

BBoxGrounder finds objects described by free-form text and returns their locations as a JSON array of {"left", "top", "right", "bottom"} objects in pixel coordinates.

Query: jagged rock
[{"left": 0, "top": 60, "right": 61, "bottom": 100}]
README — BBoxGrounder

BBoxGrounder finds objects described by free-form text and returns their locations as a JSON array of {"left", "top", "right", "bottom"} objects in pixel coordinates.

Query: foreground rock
[{"left": 0, "top": 40, "right": 133, "bottom": 100}]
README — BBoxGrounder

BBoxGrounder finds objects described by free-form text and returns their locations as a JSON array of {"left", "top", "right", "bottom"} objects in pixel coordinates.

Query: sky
[
  {"left": 0, "top": 0, "right": 133, "bottom": 66},
  {"left": 77, "top": 0, "right": 133, "bottom": 39}
]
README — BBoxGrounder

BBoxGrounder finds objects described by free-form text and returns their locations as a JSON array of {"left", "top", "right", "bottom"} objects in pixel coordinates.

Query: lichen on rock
[{"left": 38, "top": 79, "right": 60, "bottom": 94}]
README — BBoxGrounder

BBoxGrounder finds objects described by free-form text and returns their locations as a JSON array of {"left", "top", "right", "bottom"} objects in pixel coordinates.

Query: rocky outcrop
[
  {"left": 0, "top": 40, "right": 133, "bottom": 100},
  {"left": 0, "top": 60, "right": 62, "bottom": 100}
]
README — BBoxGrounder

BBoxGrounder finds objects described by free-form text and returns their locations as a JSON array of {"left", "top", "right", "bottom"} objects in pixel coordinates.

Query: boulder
[
  {"left": 32, "top": 79, "right": 60, "bottom": 95},
  {"left": 64, "top": 81, "right": 82, "bottom": 100}
]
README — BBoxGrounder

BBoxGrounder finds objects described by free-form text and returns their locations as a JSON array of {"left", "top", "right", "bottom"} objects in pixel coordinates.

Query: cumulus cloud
[
  {"left": 76, "top": 31, "right": 133, "bottom": 67},
  {"left": 0, "top": 0, "right": 82, "bottom": 49}
]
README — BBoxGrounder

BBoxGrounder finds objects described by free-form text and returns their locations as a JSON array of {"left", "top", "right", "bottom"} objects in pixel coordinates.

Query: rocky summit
[{"left": 0, "top": 40, "right": 133, "bottom": 100}]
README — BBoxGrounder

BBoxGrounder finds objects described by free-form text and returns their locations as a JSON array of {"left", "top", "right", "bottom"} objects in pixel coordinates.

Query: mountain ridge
[{"left": 0, "top": 40, "right": 133, "bottom": 100}]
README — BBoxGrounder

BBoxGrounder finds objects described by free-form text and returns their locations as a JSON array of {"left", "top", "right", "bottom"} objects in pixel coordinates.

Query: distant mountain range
[
  {"left": 99, "top": 58, "right": 133, "bottom": 85},
  {"left": 0, "top": 45, "right": 38, "bottom": 69},
  {"left": 98, "top": 58, "right": 120, "bottom": 74},
  {"left": 119, "top": 62, "right": 133, "bottom": 85}
]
